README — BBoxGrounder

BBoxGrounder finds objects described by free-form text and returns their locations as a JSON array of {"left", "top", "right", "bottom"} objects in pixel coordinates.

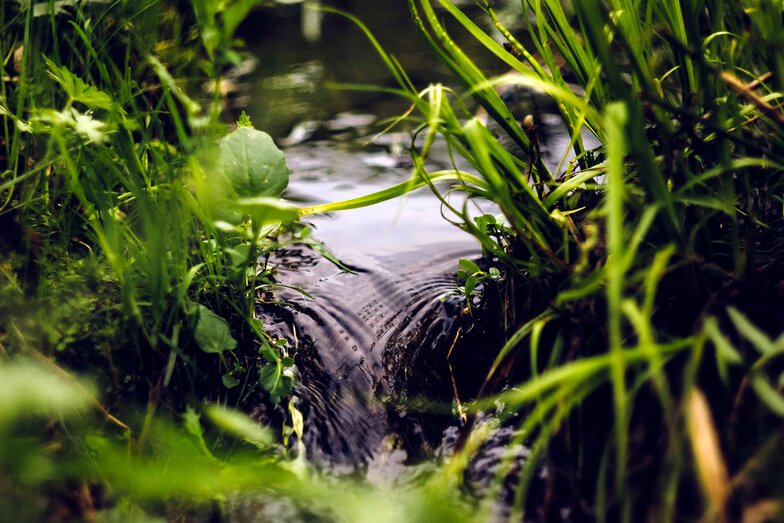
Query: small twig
[
  {"left": 446, "top": 327, "right": 466, "bottom": 424},
  {"left": 448, "top": 361, "right": 467, "bottom": 424},
  {"left": 702, "top": 72, "right": 773, "bottom": 121},
  {"left": 743, "top": 71, "right": 773, "bottom": 92},
  {"left": 720, "top": 71, "right": 784, "bottom": 129},
  {"left": 446, "top": 326, "right": 462, "bottom": 361}
]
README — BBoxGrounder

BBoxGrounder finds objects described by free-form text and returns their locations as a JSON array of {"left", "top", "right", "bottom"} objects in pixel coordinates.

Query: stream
[
  {"left": 250, "top": 110, "right": 597, "bottom": 484},
  {"left": 254, "top": 129, "right": 482, "bottom": 475},
  {"left": 235, "top": 1, "right": 599, "bottom": 513}
]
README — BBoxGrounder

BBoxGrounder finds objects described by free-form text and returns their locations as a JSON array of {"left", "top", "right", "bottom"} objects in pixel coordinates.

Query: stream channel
[{"left": 232, "top": 0, "right": 599, "bottom": 510}]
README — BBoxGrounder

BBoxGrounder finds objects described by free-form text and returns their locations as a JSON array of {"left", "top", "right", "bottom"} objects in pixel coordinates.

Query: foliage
[
  {"left": 301, "top": 0, "right": 784, "bottom": 520},
  {"left": 0, "top": 358, "right": 475, "bottom": 521},
  {"left": 0, "top": 0, "right": 310, "bottom": 518},
  {"left": 5, "top": 0, "right": 784, "bottom": 520}
]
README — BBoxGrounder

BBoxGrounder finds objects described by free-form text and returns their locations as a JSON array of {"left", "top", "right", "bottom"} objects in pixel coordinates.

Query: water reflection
[{"left": 235, "top": 1, "right": 509, "bottom": 137}]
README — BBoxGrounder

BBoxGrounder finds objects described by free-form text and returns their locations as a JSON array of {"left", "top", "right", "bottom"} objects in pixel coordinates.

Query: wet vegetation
[{"left": 3, "top": 0, "right": 784, "bottom": 521}]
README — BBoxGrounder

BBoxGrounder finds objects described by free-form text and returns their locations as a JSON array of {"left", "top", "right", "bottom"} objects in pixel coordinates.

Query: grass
[
  {"left": 4, "top": 0, "right": 784, "bottom": 521},
  {"left": 0, "top": 0, "right": 328, "bottom": 518},
  {"left": 292, "top": 0, "right": 784, "bottom": 519},
  {"left": 338, "top": 0, "right": 784, "bottom": 519}
]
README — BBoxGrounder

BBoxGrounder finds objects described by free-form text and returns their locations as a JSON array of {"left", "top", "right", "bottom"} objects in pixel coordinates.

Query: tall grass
[
  {"left": 309, "top": 0, "right": 784, "bottom": 519},
  {"left": 0, "top": 0, "right": 300, "bottom": 406},
  {"left": 0, "top": 0, "right": 312, "bottom": 517},
  {"left": 4, "top": 0, "right": 784, "bottom": 520}
]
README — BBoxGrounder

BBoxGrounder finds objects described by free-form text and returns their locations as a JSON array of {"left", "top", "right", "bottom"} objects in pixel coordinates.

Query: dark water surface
[
  {"left": 255, "top": 134, "right": 483, "bottom": 474},
  {"left": 233, "top": 1, "right": 502, "bottom": 480},
  {"left": 235, "top": 0, "right": 509, "bottom": 138},
  {"left": 240, "top": 0, "right": 598, "bottom": 490}
]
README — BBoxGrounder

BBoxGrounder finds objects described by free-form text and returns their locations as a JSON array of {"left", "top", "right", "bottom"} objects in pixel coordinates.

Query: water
[
  {"left": 254, "top": 133, "right": 483, "bottom": 474},
  {"left": 233, "top": 0, "right": 510, "bottom": 138},
  {"left": 238, "top": 0, "right": 600, "bottom": 498},
  {"left": 233, "top": 0, "right": 503, "bottom": 474}
]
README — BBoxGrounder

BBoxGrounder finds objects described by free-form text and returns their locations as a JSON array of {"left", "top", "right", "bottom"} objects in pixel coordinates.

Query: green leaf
[
  {"left": 182, "top": 406, "right": 214, "bottom": 458},
  {"left": 218, "top": 127, "right": 290, "bottom": 199},
  {"left": 234, "top": 197, "right": 299, "bottom": 226},
  {"left": 260, "top": 344, "right": 279, "bottom": 364},
  {"left": 224, "top": 244, "right": 252, "bottom": 267},
  {"left": 237, "top": 111, "right": 253, "bottom": 128},
  {"left": 43, "top": 55, "right": 115, "bottom": 111},
  {"left": 279, "top": 375, "right": 294, "bottom": 397},
  {"left": 459, "top": 258, "right": 481, "bottom": 274},
  {"left": 0, "top": 359, "right": 92, "bottom": 425},
  {"left": 464, "top": 274, "right": 477, "bottom": 297},
  {"left": 182, "top": 406, "right": 202, "bottom": 441},
  {"left": 281, "top": 356, "right": 295, "bottom": 367},
  {"left": 260, "top": 364, "right": 282, "bottom": 394},
  {"left": 728, "top": 307, "right": 773, "bottom": 354},
  {"left": 704, "top": 316, "right": 743, "bottom": 386},
  {"left": 750, "top": 372, "right": 784, "bottom": 417},
  {"left": 194, "top": 305, "right": 237, "bottom": 354},
  {"left": 205, "top": 404, "right": 273, "bottom": 449},
  {"left": 222, "top": 373, "right": 240, "bottom": 389}
]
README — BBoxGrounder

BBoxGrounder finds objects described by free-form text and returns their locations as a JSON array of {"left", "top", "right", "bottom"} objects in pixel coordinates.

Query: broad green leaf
[
  {"left": 224, "top": 244, "right": 252, "bottom": 267},
  {"left": 260, "top": 364, "right": 282, "bottom": 395},
  {"left": 234, "top": 196, "right": 299, "bottom": 226},
  {"left": 464, "top": 274, "right": 477, "bottom": 297},
  {"left": 194, "top": 305, "right": 237, "bottom": 354},
  {"left": 218, "top": 127, "right": 289, "bottom": 199},
  {"left": 260, "top": 344, "right": 279, "bottom": 364},
  {"left": 459, "top": 258, "right": 481, "bottom": 274},
  {"left": 221, "top": 373, "right": 240, "bottom": 389},
  {"left": 278, "top": 375, "right": 294, "bottom": 399}
]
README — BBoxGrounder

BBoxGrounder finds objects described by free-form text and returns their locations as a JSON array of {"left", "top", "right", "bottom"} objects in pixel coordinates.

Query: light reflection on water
[{"left": 235, "top": 1, "right": 510, "bottom": 138}]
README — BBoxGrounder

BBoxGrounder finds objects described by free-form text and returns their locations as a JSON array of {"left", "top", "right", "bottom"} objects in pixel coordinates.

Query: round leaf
[
  {"left": 218, "top": 127, "right": 289, "bottom": 199},
  {"left": 194, "top": 305, "right": 237, "bottom": 354}
]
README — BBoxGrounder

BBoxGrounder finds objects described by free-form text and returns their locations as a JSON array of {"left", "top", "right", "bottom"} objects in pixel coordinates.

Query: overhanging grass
[{"left": 314, "top": 0, "right": 784, "bottom": 519}]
